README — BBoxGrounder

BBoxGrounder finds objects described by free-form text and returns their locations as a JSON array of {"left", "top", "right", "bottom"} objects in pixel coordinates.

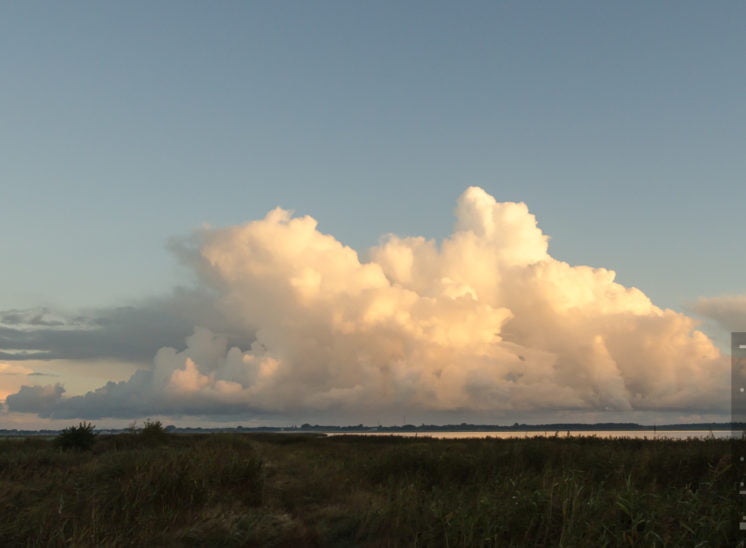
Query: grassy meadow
[{"left": 0, "top": 429, "right": 739, "bottom": 546}]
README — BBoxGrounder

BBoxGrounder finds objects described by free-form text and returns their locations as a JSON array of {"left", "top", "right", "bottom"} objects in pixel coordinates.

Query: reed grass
[{"left": 0, "top": 432, "right": 739, "bottom": 546}]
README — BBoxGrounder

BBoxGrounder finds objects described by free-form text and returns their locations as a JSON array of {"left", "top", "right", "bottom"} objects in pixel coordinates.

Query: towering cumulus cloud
[{"left": 9, "top": 187, "right": 728, "bottom": 419}]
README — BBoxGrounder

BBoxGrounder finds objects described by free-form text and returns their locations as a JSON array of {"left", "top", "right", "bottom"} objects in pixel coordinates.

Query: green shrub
[{"left": 54, "top": 422, "right": 96, "bottom": 451}]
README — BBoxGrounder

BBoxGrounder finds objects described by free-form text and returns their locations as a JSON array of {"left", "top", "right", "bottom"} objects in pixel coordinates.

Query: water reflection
[{"left": 332, "top": 430, "right": 736, "bottom": 440}]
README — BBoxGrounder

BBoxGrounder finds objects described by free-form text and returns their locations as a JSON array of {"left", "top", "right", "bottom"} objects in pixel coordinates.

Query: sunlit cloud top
[{"left": 5, "top": 188, "right": 728, "bottom": 421}]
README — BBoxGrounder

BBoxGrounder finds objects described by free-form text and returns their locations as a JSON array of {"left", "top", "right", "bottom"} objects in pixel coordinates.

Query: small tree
[{"left": 55, "top": 422, "right": 96, "bottom": 451}]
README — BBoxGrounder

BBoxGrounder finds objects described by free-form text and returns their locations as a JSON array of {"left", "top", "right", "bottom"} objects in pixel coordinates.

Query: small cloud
[
  {"left": 6, "top": 384, "right": 65, "bottom": 415},
  {"left": 691, "top": 295, "right": 746, "bottom": 333}
]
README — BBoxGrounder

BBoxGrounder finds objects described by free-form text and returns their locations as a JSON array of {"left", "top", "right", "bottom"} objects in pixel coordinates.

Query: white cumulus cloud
[{"left": 8, "top": 187, "right": 729, "bottom": 420}]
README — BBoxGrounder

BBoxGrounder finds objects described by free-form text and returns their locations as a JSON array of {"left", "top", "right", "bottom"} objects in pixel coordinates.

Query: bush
[
  {"left": 140, "top": 419, "right": 168, "bottom": 445},
  {"left": 55, "top": 422, "right": 96, "bottom": 451}
]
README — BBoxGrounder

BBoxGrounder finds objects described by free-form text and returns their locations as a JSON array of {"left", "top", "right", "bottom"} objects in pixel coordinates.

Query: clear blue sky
[{"left": 2, "top": 1, "right": 744, "bottom": 312}]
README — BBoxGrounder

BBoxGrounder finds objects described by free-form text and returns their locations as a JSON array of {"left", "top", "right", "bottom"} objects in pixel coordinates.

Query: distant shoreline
[{"left": 1, "top": 422, "right": 742, "bottom": 436}]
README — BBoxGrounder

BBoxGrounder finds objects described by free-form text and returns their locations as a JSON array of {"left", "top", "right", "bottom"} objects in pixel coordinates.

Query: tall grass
[{"left": 0, "top": 433, "right": 739, "bottom": 546}]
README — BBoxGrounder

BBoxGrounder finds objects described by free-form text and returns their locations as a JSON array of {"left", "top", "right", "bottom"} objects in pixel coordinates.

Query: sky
[{"left": 1, "top": 2, "right": 745, "bottom": 429}]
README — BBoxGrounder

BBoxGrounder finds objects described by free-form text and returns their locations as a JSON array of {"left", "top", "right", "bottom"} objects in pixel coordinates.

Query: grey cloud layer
[{"left": 0, "top": 289, "right": 247, "bottom": 363}]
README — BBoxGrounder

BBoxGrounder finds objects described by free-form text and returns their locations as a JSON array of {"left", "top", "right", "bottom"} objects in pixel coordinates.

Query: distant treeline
[
  {"left": 1, "top": 421, "right": 743, "bottom": 436},
  {"left": 284, "top": 421, "right": 743, "bottom": 432}
]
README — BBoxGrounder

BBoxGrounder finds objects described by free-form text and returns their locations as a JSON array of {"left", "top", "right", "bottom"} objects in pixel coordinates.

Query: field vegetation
[{"left": 0, "top": 430, "right": 739, "bottom": 546}]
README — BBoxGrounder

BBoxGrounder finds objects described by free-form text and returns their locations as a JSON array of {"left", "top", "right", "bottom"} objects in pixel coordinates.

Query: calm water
[{"left": 332, "top": 430, "right": 738, "bottom": 440}]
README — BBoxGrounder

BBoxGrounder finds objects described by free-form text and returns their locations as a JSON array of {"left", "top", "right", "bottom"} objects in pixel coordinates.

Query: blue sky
[
  {"left": 2, "top": 1, "right": 744, "bottom": 311},
  {"left": 1, "top": 2, "right": 744, "bottom": 426}
]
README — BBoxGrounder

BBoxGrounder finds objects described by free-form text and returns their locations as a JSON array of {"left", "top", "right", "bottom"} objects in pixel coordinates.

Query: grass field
[{"left": 0, "top": 431, "right": 739, "bottom": 546}]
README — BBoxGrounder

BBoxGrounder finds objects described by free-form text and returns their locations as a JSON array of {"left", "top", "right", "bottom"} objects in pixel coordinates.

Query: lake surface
[{"left": 331, "top": 430, "right": 738, "bottom": 440}]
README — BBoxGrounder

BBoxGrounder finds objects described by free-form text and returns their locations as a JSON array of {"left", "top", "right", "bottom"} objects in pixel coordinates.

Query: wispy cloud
[{"left": 0, "top": 363, "right": 34, "bottom": 376}]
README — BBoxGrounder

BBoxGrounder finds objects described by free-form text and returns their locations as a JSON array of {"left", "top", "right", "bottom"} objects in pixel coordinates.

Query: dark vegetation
[
  {"left": 53, "top": 422, "right": 97, "bottom": 451},
  {"left": 1, "top": 422, "right": 740, "bottom": 438},
  {"left": 0, "top": 429, "right": 739, "bottom": 546}
]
